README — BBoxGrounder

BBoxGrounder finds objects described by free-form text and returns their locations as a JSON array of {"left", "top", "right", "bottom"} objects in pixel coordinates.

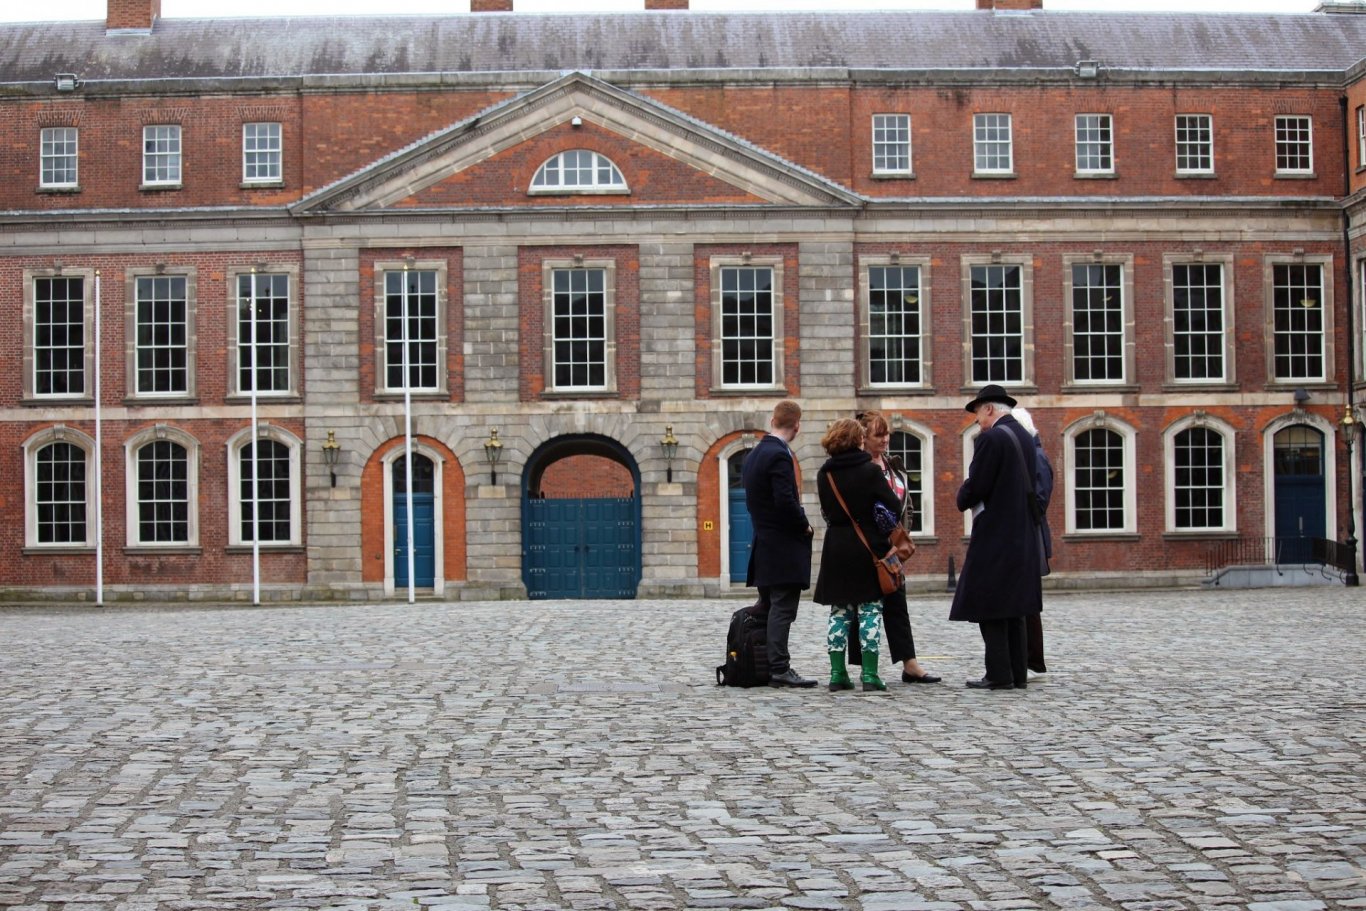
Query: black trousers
[
  {"left": 760, "top": 584, "right": 801, "bottom": 675},
  {"left": 847, "top": 587, "right": 915, "bottom": 665},
  {"left": 979, "top": 616, "right": 1028, "bottom": 686},
  {"left": 1026, "top": 612, "right": 1047, "bottom": 673}
]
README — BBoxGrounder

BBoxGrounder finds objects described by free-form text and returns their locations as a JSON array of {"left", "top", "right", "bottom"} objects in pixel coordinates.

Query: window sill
[
  {"left": 225, "top": 393, "right": 302, "bottom": 405},
  {"left": 1160, "top": 381, "right": 1238, "bottom": 393},
  {"left": 226, "top": 544, "right": 304, "bottom": 554},
  {"left": 36, "top": 185, "right": 81, "bottom": 194},
  {"left": 241, "top": 180, "right": 285, "bottom": 190},
  {"left": 123, "top": 546, "right": 203, "bottom": 555},
  {"left": 1060, "top": 532, "right": 1140, "bottom": 542},
  {"left": 1273, "top": 172, "right": 1317, "bottom": 180},
  {"left": 857, "top": 385, "right": 933, "bottom": 396},
  {"left": 541, "top": 388, "right": 619, "bottom": 399},
  {"left": 1264, "top": 380, "right": 1334, "bottom": 392},
  {"left": 527, "top": 187, "right": 630, "bottom": 196},
  {"left": 374, "top": 390, "right": 449, "bottom": 402},
  {"left": 23, "top": 546, "right": 94, "bottom": 556},
  {"left": 1060, "top": 383, "right": 1141, "bottom": 394},
  {"left": 871, "top": 172, "right": 915, "bottom": 180},
  {"left": 1162, "top": 531, "right": 1238, "bottom": 541},
  {"left": 1074, "top": 171, "right": 1117, "bottom": 179},
  {"left": 709, "top": 385, "right": 787, "bottom": 396},
  {"left": 971, "top": 172, "right": 1016, "bottom": 180},
  {"left": 123, "top": 396, "right": 198, "bottom": 406},
  {"left": 1174, "top": 172, "right": 1217, "bottom": 179},
  {"left": 21, "top": 396, "right": 94, "bottom": 407},
  {"left": 960, "top": 383, "right": 1037, "bottom": 397},
  {"left": 139, "top": 183, "right": 184, "bottom": 192}
]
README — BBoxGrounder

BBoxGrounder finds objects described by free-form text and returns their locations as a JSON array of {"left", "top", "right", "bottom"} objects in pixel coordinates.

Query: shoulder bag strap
[{"left": 828, "top": 474, "right": 881, "bottom": 562}]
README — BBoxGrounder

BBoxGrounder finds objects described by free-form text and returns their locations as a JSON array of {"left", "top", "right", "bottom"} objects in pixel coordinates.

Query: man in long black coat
[
  {"left": 741, "top": 399, "right": 817, "bottom": 688},
  {"left": 950, "top": 385, "right": 1044, "bottom": 691}
]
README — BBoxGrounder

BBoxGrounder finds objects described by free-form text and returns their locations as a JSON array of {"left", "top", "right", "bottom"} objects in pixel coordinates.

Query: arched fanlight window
[{"left": 531, "top": 150, "right": 627, "bottom": 192}]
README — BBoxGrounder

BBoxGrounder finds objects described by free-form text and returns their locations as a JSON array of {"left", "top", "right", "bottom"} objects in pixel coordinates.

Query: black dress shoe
[
  {"left": 964, "top": 677, "right": 1014, "bottom": 690},
  {"left": 902, "top": 671, "right": 942, "bottom": 684},
  {"left": 1014, "top": 682, "right": 1028, "bottom": 690},
  {"left": 768, "top": 668, "right": 818, "bottom": 688}
]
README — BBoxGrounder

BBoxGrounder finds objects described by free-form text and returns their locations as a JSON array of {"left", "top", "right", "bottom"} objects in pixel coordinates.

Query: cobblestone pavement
[{"left": 1, "top": 587, "right": 1364, "bottom": 911}]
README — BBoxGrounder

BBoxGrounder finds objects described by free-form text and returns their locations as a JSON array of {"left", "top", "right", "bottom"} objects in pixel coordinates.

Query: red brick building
[{"left": 4, "top": 0, "right": 1366, "bottom": 600}]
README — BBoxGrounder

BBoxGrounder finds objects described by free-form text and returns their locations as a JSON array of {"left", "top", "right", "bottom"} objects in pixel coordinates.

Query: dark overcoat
[
  {"left": 741, "top": 433, "right": 812, "bottom": 589},
  {"left": 948, "top": 414, "right": 1044, "bottom": 622},
  {"left": 1034, "top": 435, "right": 1055, "bottom": 562},
  {"left": 813, "top": 450, "right": 902, "bottom": 607}
]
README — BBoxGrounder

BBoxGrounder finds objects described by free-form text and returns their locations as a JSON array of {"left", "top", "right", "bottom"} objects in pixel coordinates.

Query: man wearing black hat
[{"left": 950, "top": 385, "right": 1045, "bottom": 691}]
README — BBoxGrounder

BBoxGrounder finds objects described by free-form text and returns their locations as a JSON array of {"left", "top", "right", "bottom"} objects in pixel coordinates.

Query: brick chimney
[
  {"left": 107, "top": 0, "right": 160, "bottom": 30},
  {"left": 471, "top": 0, "right": 513, "bottom": 10},
  {"left": 977, "top": 0, "right": 1043, "bottom": 8},
  {"left": 646, "top": 0, "right": 689, "bottom": 8}
]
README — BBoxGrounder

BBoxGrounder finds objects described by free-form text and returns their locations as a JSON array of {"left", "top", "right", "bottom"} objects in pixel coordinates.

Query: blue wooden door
[
  {"left": 727, "top": 450, "right": 753, "bottom": 582},
  {"left": 524, "top": 497, "right": 638, "bottom": 599},
  {"left": 1273, "top": 426, "right": 1325, "bottom": 564},
  {"left": 393, "top": 454, "right": 436, "bottom": 587}
]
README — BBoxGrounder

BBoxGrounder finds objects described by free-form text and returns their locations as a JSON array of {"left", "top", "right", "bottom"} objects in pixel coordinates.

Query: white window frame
[
  {"left": 529, "top": 150, "right": 628, "bottom": 194},
  {"left": 23, "top": 267, "right": 95, "bottom": 403},
  {"left": 890, "top": 420, "right": 935, "bottom": 539},
  {"left": 1164, "top": 254, "right": 1236, "bottom": 387},
  {"left": 1265, "top": 254, "right": 1333, "bottom": 385},
  {"left": 1074, "top": 113, "right": 1114, "bottom": 176},
  {"left": 710, "top": 257, "right": 785, "bottom": 392},
  {"left": 1174, "top": 113, "right": 1214, "bottom": 176},
  {"left": 242, "top": 122, "right": 282, "bottom": 185},
  {"left": 962, "top": 254, "right": 1034, "bottom": 388},
  {"left": 1356, "top": 105, "right": 1365, "bottom": 171},
  {"left": 1062, "top": 255, "right": 1134, "bottom": 387},
  {"left": 861, "top": 255, "right": 929, "bottom": 390},
  {"left": 226, "top": 426, "right": 302, "bottom": 548},
  {"left": 542, "top": 260, "right": 617, "bottom": 394},
  {"left": 374, "top": 260, "right": 449, "bottom": 397},
  {"left": 141, "top": 124, "right": 182, "bottom": 187},
  {"left": 1274, "top": 115, "right": 1313, "bottom": 176},
  {"left": 23, "top": 426, "right": 96, "bottom": 550},
  {"left": 872, "top": 114, "right": 912, "bottom": 176},
  {"left": 124, "top": 425, "right": 200, "bottom": 550},
  {"left": 125, "top": 266, "right": 198, "bottom": 401},
  {"left": 1164, "top": 414, "right": 1237, "bottom": 534},
  {"left": 973, "top": 113, "right": 1014, "bottom": 176},
  {"left": 39, "top": 127, "right": 79, "bottom": 188},
  {"left": 1063, "top": 413, "right": 1138, "bottom": 537},
  {"left": 227, "top": 265, "right": 299, "bottom": 399}
]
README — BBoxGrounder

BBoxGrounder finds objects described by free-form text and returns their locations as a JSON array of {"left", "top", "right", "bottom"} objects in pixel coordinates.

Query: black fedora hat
[{"left": 964, "top": 384, "right": 1017, "bottom": 413}]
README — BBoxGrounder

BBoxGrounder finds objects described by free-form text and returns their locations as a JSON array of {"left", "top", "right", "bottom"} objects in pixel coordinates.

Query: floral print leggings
[{"left": 827, "top": 602, "right": 883, "bottom": 653}]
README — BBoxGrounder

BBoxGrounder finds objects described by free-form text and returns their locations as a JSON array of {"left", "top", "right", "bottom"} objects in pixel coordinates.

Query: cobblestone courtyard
[{"left": 1, "top": 587, "right": 1364, "bottom": 911}]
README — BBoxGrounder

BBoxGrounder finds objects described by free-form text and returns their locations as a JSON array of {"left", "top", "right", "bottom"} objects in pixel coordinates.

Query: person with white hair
[{"left": 1010, "top": 405, "right": 1054, "bottom": 677}]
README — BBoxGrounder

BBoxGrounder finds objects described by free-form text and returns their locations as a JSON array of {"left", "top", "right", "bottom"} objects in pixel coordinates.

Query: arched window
[
  {"left": 1164, "top": 415, "right": 1236, "bottom": 533},
  {"left": 889, "top": 426, "right": 933, "bottom": 535},
  {"left": 530, "top": 150, "right": 627, "bottom": 193},
  {"left": 1063, "top": 414, "right": 1138, "bottom": 535},
  {"left": 227, "top": 427, "right": 302, "bottom": 547},
  {"left": 124, "top": 426, "right": 200, "bottom": 548},
  {"left": 23, "top": 427, "right": 96, "bottom": 549}
]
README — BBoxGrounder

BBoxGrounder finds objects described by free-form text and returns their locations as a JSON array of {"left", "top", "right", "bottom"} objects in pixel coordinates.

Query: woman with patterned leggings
[{"left": 812, "top": 418, "right": 904, "bottom": 692}]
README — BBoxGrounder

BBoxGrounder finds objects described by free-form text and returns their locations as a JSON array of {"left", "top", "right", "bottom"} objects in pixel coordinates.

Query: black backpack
[{"left": 716, "top": 602, "right": 770, "bottom": 687}]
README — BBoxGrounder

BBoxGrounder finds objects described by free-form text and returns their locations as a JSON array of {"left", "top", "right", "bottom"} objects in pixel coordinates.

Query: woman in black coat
[{"left": 813, "top": 418, "right": 903, "bottom": 691}]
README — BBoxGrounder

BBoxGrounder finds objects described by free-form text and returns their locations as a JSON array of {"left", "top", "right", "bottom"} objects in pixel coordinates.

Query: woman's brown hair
[{"left": 821, "top": 418, "right": 864, "bottom": 456}]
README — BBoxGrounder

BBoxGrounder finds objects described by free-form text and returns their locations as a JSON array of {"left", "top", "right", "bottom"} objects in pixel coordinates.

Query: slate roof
[{"left": 1, "top": 10, "right": 1365, "bottom": 86}]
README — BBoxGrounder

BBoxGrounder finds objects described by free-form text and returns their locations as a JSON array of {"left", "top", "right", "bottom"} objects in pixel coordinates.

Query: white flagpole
[
  {"left": 402, "top": 264, "right": 416, "bottom": 604},
  {"left": 94, "top": 270, "right": 104, "bottom": 606},
  {"left": 249, "top": 268, "right": 260, "bottom": 606}
]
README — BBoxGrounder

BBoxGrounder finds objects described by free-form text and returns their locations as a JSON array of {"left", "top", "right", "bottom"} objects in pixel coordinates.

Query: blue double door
[
  {"left": 524, "top": 497, "right": 639, "bottom": 599},
  {"left": 393, "top": 454, "right": 436, "bottom": 588}
]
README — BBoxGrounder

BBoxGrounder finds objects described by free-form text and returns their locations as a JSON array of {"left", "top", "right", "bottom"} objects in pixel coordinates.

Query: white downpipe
[
  {"left": 94, "top": 271, "right": 104, "bottom": 606},
  {"left": 248, "top": 269, "right": 260, "bottom": 606},
  {"left": 401, "top": 266, "right": 416, "bottom": 604}
]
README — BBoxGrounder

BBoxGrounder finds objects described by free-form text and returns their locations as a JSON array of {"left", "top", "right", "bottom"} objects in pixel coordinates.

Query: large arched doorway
[
  {"left": 1273, "top": 424, "right": 1326, "bottom": 563},
  {"left": 522, "top": 434, "right": 641, "bottom": 599},
  {"left": 392, "top": 452, "right": 436, "bottom": 588},
  {"left": 726, "top": 448, "right": 753, "bottom": 582}
]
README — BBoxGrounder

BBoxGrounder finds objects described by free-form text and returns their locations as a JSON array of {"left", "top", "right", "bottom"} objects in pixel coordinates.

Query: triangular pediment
[{"left": 292, "top": 72, "right": 861, "bottom": 214}]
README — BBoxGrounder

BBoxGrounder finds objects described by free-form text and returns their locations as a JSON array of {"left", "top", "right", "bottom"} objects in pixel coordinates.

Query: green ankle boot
[
  {"left": 829, "top": 652, "right": 854, "bottom": 691},
  {"left": 860, "top": 651, "right": 887, "bottom": 691}
]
